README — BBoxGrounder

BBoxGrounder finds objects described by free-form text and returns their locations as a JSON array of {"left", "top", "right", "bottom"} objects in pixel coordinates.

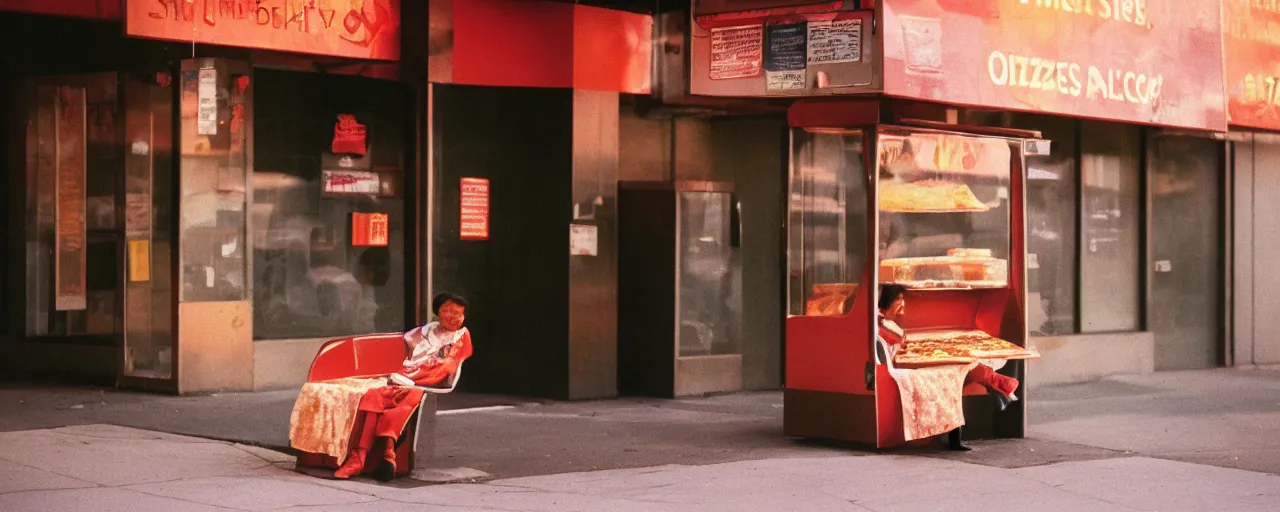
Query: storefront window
[
  {"left": 23, "top": 76, "right": 123, "bottom": 337},
  {"left": 179, "top": 62, "right": 248, "bottom": 304},
  {"left": 789, "top": 129, "right": 867, "bottom": 317},
  {"left": 1080, "top": 122, "right": 1142, "bottom": 332},
  {"left": 251, "top": 70, "right": 406, "bottom": 340},
  {"left": 1017, "top": 116, "right": 1079, "bottom": 335}
]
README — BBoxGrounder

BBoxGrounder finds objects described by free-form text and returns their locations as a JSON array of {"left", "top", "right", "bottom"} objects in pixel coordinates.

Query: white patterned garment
[{"left": 402, "top": 322, "right": 467, "bottom": 370}]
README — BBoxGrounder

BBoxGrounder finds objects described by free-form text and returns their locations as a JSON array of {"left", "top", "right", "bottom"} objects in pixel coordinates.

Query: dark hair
[
  {"left": 878, "top": 284, "right": 907, "bottom": 311},
  {"left": 432, "top": 292, "right": 469, "bottom": 315}
]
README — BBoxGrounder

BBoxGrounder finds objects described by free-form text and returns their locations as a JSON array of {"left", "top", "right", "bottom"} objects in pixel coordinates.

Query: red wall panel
[
  {"left": 451, "top": 0, "right": 653, "bottom": 93},
  {"left": 0, "top": 0, "right": 118, "bottom": 19},
  {"left": 453, "top": 0, "right": 575, "bottom": 88}
]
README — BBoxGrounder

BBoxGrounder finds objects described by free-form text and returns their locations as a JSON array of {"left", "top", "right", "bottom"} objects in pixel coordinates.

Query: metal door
[{"left": 1148, "top": 134, "right": 1224, "bottom": 370}]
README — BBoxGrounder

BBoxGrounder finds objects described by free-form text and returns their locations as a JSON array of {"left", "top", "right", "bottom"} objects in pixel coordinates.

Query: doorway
[
  {"left": 19, "top": 73, "right": 177, "bottom": 390},
  {"left": 1148, "top": 134, "right": 1225, "bottom": 370}
]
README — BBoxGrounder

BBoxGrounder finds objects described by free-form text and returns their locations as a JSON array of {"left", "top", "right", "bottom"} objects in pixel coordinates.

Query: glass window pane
[
  {"left": 24, "top": 77, "right": 124, "bottom": 338},
  {"left": 251, "top": 69, "right": 406, "bottom": 340},
  {"left": 1018, "top": 116, "right": 1079, "bottom": 335},
  {"left": 178, "top": 62, "right": 248, "bottom": 303},
  {"left": 789, "top": 129, "right": 867, "bottom": 317},
  {"left": 1080, "top": 122, "right": 1142, "bottom": 332},
  {"left": 677, "top": 191, "right": 735, "bottom": 356}
]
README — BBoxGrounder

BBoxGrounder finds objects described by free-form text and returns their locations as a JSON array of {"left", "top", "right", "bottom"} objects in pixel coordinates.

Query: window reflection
[{"left": 251, "top": 70, "right": 405, "bottom": 340}]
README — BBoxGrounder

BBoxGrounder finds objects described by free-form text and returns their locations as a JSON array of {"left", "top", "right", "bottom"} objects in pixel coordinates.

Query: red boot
[
  {"left": 373, "top": 437, "right": 397, "bottom": 482},
  {"left": 334, "top": 448, "right": 367, "bottom": 479}
]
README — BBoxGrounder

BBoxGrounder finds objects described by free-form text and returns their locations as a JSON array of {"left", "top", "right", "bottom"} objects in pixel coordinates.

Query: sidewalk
[
  {"left": 1, "top": 424, "right": 1276, "bottom": 511},
  {"left": 2, "top": 368, "right": 1279, "bottom": 510}
]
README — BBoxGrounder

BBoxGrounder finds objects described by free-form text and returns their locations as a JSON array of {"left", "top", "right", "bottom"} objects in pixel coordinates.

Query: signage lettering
[
  {"left": 1015, "top": 0, "right": 1151, "bottom": 28},
  {"left": 126, "top": 0, "right": 399, "bottom": 61},
  {"left": 883, "top": 0, "right": 1224, "bottom": 130}
]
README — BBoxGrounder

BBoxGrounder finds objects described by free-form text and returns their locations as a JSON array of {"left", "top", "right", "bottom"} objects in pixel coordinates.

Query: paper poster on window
[
  {"left": 55, "top": 86, "right": 87, "bottom": 311},
  {"left": 129, "top": 240, "right": 151, "bottom": 282},
  {"left": 710, "top": 25, "right": 763, "bottom": 80},
  {"left": 460, "top": 178, "right": 490, "bottom": 241},
  {"left": 351, "top": 213, "right": 390, "bottom": 247},
  {"left": 323, "top": 170, "right": 381, "bottom": 195},
  {"left": 197, "top": 67, "right": 217, "bottom": 135},
  {"left": 808, "top": 18, "right": 862, "bottom": 65},
  {"left": 570, "top": 225, "right": 598, "bottom": 256}
]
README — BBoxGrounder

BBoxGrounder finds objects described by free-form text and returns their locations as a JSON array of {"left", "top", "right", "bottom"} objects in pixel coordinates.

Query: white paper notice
[
  {"left": 807, "top": 19, "right": 862, "bottom": 65},
  {"left": 766, "top": 70, "right": 806, "bottom": 91},
  {"left": 709, "top": 25, "right": 763, "bottom": 80},
  {"left": 197, "top": 68, "right": 218, "bottom": 135},
  {"left": 570, "top": 225, "right": 598, "bottom": 256}
]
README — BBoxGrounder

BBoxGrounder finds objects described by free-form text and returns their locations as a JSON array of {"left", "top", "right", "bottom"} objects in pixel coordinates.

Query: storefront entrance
[
  {"left": 18, "top": 72, "right": 180, "bottom": 390},
  {"left": 1148, "top": 134, "right": 1225, "bottom": 370}
]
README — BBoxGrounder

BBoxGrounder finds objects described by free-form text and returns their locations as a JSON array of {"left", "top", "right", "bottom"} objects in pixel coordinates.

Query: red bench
[{"left": 295, "top": 333, "right": 463, "bottom": 479}]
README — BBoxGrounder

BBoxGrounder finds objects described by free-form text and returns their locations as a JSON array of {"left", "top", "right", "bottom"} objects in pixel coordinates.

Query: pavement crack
[
  {"left": 116, "top": 485, "right": 246, "bottom": 511},
  {"left": 0, "top": 456, "right": 102, "bottom": 490}
]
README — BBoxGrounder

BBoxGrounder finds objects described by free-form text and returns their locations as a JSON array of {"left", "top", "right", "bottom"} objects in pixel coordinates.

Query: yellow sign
[{"left": 129, "top": 240, "right": 151, "bottom": 282}]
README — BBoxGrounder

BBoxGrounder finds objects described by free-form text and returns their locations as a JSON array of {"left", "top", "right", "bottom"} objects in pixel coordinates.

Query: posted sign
[{"left": 460, "top": 178, "right": 490, "bottom": 241}]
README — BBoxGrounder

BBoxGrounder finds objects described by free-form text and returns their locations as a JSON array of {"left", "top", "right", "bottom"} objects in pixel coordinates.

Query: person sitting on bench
[{"left": 332, "top": 293, "right": 473, "bottom": 480}]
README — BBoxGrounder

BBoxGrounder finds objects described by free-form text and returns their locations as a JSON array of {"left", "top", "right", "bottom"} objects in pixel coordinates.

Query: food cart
[{"left": 783, "top": 99, "right": 1046, "bottom": 447}]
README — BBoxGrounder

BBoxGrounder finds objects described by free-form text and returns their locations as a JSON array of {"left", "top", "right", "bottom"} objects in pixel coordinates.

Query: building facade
[{"left": 1, "top": 0, "right": 1276, "bottom": 398}]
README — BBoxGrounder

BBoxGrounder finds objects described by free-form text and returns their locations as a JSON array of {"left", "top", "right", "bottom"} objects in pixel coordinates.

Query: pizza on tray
[
  {"left": 879, "top": 179, "right": 989, "bottom": 213},
  {"left": 893, "top": 330, "right": 1039, "bottom": 368}
]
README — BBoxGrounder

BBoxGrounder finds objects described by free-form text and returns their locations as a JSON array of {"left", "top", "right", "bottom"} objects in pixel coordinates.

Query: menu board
[
  {"left": 710, "top": 25, "right": 763, "bottom": 80},
  {"left": 766, "top": 23, "right": 808, "bottom": 91},
  {"left": 55, "top": 87, "right": 87, "bottom": 311},
  {"left": 460, "top": 178, "right": 490, "bottom": 241},
  {"left": 807, "top": 18, "right": 862, "bottom": 65}
]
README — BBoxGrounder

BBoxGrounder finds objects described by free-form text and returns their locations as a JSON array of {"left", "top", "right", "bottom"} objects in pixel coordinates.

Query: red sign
[
  {"left": 331, "top": 114, "right": 368, "bottom": 155},
  {"left": 0, "top": 0, "right": 118, "bottom": 19},
  {"left": 459, "top": 178, "right": 490, "bottom": 241},
  {"left": 352, "top": 212, "right": 389, "bottom": 247},
  {"left": 881, "top": 0, "right": 1226, "bottom": 131},
  {"left": 125, "top": 0, "right": 400, "bottom": 61},
  {"left": 1224, "top": 0, "right": 1280, "bottom": 130}
]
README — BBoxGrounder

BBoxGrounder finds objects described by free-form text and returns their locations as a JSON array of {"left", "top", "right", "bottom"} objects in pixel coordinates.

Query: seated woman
[
  {"left": 289, "top": 292, "right": 472, "bottom": 482},
  {"left": 877, "top": 284, "right": 1018, "bottom": 451}
]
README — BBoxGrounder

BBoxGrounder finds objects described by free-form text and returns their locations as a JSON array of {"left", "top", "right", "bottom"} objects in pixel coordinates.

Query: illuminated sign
[
  {"left": 881, "top": 0, "right": 1226, "bottom": 131},
  {"left": 125, "top": 0, "right": 400, "bottom": 61}
]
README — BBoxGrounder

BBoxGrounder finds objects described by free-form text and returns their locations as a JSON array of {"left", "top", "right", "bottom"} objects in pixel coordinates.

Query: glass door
[
  {"left": 22, "top": 74, "right": 124, "bottom": 344},
  {"left": 1148, "top": 134, "right": 1224, "bottom": 370},
  {"left": 120, "top": 75, "right": 177, "bottom": 388},
  {"left": 676, "top": 190, "right": 737, "bottom": 357}
]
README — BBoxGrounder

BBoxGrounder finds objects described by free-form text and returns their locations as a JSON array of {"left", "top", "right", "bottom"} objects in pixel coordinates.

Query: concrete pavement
[
  {"left": 1, "top": 424, "right": 1276, "bottom": 512},
  {"left": 2, "top": 368, "right": 1280, "bottom": 510}
]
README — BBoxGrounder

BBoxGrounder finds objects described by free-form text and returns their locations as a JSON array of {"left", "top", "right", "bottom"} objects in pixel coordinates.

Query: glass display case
[
  {"left": 784, "top": 110, "right": 1045, "bottom": 447},
  {"left": 876, "top": 128, "right": 1012, "bottom": 290}
]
